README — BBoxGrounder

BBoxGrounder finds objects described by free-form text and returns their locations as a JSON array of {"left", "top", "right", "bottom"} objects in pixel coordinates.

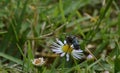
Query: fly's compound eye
[{"left": 72, "top": 37, "right": 80, "bottom": 50}]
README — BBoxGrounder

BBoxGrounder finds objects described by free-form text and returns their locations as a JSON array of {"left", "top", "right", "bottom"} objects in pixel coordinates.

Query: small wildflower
[
  {"left": 87, "top": 54, "right": 94, "bottom": 60},
  {"left": 103, "top": 70, "right": 109, "bottom": 73},
  {"left": 32, "top": 57, "right": 45, "bottom": 66},
  {"left": 51, "top": 38, "right": 83, "bottom": 61}
]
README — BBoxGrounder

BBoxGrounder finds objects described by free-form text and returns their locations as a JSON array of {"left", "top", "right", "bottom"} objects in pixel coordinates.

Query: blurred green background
[{"left": 0, "top": 0, "right": 120, "bottom": 73}]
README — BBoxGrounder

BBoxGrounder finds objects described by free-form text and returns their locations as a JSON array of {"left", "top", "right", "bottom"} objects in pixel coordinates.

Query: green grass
[{"left": 0, "top": 0, "right": 120, "bottom": 73}]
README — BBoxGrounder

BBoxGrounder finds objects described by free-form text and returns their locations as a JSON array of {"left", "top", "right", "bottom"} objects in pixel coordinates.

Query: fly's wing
[{"left": 72, "top": 37, "right": 80, "bottom": 50}]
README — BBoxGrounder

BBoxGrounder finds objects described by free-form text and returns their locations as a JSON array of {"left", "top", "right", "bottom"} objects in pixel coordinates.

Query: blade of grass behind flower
[
  {"left": 94, "top": 40, "right": 109, "bottom": 56},
  {"left": 50, "top": 57, "right": 60, "bottom": 73},
  {"left": 114, "top": 12, "right": 120, "bottom": 73},
  {"left": 0, "top": 0, "right": 29, "bottom": 57},
  {"left": 85, "top": 0, "right": 113, "bottom": 44},
  {"left": 0, "top": 52, "right": 23, "bottom": 65},
  {"left": 114, "top": 39, "right": 120, "bottom": 72}
]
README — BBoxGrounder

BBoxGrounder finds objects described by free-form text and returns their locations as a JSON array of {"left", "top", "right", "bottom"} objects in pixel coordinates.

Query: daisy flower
[
  {"left": 51, "top": 38, "right": 83, "bottom": 61},
  {"left": 31, "top": 57, "right": 45, "bottom": 66}
]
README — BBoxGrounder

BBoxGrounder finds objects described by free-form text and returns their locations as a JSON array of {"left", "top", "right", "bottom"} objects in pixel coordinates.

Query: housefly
[{"left": 65, "top": 35, "right": 80, "bottom": 50}]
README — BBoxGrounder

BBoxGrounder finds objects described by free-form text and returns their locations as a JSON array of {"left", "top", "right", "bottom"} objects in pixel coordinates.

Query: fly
[{"left": 65, "top": 35, "right": 80, "bottom": 50}]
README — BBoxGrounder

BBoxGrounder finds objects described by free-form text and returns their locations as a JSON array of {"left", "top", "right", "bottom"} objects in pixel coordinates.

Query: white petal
[
  {"left": 55, "top": 51, "right": 63, "bottom": 54},
  {"left": 56, "top": 39, "right": 64, "bottom": 46},
  {"left": 75, "top": 49, "right": 83, "bottom": 53},
  {"left": 51, "top": 47, "right": 61, "bottom": 50},
  {"left": 72, "top": 50, "right": 83, "bottom": 55},
  {"left": 74, "top": 51, "right": 83, "bottom": 55},
  {"left": 51, "top": 48, "right": 59, "bottom": 51},
  {"left": 56, "top": 51, "right": 63, "bottom": 54},
  {"left": 71, "top": 44, "right": 74, "bottom": 48},
  {"left": 66, "top": 53, "right": 69, "bottom": 61},
  {"left": 52, "top": 42, "right": 61, "bottom": 47},
  {"left": 52, "top": 49, "right": 63, "bottom": 53},
  {"left": 60, "top": 52, "right": 65, "bottom": 57},
  {"left": 51, "top": 46, "right": 60, "bottom": 49},
  {"left": 72, "top": 52, "right": 78, "bottom": 59},
  {"left": 64, "top": 40, "right": 67, "bottom": 44},
  {"left": 72, "top": 54, "right": 78, "bottom": 59},
  {"left": 71, "top": 50, "right": 82, "bottom": 59},
  {"left": 73, "top": 53, "right": 81, "bottom": 59}
]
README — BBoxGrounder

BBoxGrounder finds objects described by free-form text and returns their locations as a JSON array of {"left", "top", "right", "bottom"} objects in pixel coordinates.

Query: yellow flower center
[{"left": 62, "top": 44, "right": 73, "bottom": 53}]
